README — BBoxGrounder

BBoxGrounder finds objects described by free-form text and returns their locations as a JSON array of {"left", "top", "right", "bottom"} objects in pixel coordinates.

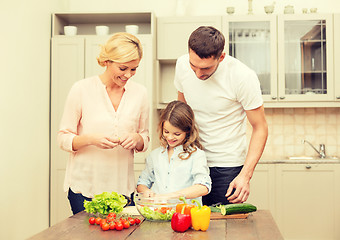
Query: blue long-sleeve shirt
[{"left": 137, "top": 145, "right": 211, "bottom": 201}]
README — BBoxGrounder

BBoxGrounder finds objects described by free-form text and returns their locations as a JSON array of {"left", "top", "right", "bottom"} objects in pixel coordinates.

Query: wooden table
[{"left": 28, "top": 210, "right": 283, "bottom": 240}]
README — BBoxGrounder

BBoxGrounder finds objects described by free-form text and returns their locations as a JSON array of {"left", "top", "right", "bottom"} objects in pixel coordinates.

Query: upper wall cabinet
[
  {"left": 222, "top": 15, "right": 277, "bottom": 103},
  {"left": 156, "top": 16, "right": 222, "bottom": 107},
  {"left": 157, "top": 14, "right": 339, "bottom": 109},
  {"left": 277, "top": 14, "right": 334, "bottom": 103},
  {"left": 223, "top": 14, "right": 336, "bottom": 107},
  {"left": 157, "top": 16, "right": 222, "bottom": 60},
  {"left": 334, "top": 14, "right": 340, "bottom": 101}
]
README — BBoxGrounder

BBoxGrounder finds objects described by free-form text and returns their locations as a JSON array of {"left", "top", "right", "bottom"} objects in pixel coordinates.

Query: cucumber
[{"left": 209, "top": 203, "right": 257, "bottom": 215}]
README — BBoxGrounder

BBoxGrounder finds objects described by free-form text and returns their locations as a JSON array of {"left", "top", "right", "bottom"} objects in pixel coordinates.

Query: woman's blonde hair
[
  {"left": 158, "top": 100, "right": 203, "bottom": 160},
  {"left": 97, "top": 32, "right": 143, "bottom": 66}
]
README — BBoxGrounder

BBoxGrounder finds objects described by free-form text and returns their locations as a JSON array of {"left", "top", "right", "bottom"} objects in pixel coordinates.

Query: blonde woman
[{"left": 58, "top": 32, "right": 149, "bottom": 214}]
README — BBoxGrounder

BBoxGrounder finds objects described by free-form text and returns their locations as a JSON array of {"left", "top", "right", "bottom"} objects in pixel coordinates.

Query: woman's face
[
  {"left": 163, "top": 121, "right": 186, "bottom": 149},
  {"left": 106, "top": 59, "right": 140, "bottom": 87}
]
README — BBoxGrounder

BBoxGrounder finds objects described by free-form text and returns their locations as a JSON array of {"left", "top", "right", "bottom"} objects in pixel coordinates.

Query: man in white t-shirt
[{"left": 174, "top": 26, "right": 268, "bottom": 205}]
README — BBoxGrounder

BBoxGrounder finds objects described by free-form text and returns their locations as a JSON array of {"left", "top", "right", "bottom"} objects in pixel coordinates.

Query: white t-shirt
[{"left": 174, "top": 54, "right": 263, "bottom": 167}]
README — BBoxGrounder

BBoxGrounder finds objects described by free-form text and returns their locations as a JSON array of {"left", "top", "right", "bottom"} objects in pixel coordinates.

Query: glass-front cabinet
[
  {"left": 223, "top": 14, "right": 334, "bottom": 103},
  {"left": 334, "top": 14, "right": 340, "bottom": 101},
  {"left": 278, "top": 14, "right": 333, "bottom": 101},
  {"left": 223, "top": 15, "right": 277, "bottom": 102}
]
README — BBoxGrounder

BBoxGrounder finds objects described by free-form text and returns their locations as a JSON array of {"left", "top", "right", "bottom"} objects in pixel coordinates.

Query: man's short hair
[{"left": 188, "top": 26, "right": 225, "bottom": 59}]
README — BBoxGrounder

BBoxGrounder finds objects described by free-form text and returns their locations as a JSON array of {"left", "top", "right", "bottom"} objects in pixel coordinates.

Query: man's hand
[{"left": 225, "top": 174, "right": 250, "bottom": 203}]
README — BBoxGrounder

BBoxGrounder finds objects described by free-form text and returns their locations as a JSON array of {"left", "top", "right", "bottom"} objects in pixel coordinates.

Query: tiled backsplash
[{"left": 247, "top": 108, "right": 340, "bottom": 160}]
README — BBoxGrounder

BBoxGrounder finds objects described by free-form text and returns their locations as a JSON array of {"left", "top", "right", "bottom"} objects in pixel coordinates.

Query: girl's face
[
  {"left": 106, "top": 59, "right": 140, "bottom": 87},
  {"left": 163, "top": 121, "right": 186, "bottom": 148}
]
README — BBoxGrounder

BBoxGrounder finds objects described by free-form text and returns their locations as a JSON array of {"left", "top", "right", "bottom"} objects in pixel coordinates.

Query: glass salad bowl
[{"left": 134, "top": 192, "right": 181, "bottom": 222}]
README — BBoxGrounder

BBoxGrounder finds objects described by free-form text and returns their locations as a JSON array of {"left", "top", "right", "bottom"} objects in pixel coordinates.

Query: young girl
[{"left": 137, "top": 100, "right": 211, "bottom": 201}]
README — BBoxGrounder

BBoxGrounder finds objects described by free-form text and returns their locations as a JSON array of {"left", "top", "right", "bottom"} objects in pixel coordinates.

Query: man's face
[{"left": 188, "top": 49, "right": 225, "bottom": 80}]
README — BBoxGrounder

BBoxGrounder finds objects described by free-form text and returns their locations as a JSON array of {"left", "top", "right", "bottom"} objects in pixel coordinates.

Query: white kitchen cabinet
[
  {"left": 246, "top": 164, "right": 276, "bottom": 218},
  {"left": 275, "top": 163, "right": 340, "bottom": 240},
  {"left": 50, "top": 37, "right": 84, "bottom": 225},
  {"left": 157, "top": 16, "right": 222, "bottom": 60},
  {"left": 223, "top": 14, "right": 335, "bottom": 107},
  {"left": 222, "top": 15, "right": 277, "bottom": 103},
  {"left": 334, "top": 14, "right": 340, "bottom": 101},
  {"left": 277, "top": 14, "right": 334, "bottom": 103},
  {"left": 156, "top": 14, "right": 339, "bottom": 108},
  {"left": 50, "top": 12, "right": 155, "bottom": 225},
  {"left": 156, "top": 16, "right": 222, "bottom": 108}
]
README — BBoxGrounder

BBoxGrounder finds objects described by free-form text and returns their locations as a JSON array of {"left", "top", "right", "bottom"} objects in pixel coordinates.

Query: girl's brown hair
[{"left": 158, "top": 100, "right": 202, "bottom": 160}]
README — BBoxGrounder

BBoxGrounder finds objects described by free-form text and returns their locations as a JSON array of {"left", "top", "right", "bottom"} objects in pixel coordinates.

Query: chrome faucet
[{"left": 302, "top": 140, "right": 326, "bottom": 158}]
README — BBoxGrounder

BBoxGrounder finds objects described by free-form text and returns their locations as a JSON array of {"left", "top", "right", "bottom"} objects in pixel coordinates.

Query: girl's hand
[
  {"left": 142, "top": 189, "right": 155, "bottom": 198},
  {"left": 119, "top": 133, "right": 143, "bottom": 150}
]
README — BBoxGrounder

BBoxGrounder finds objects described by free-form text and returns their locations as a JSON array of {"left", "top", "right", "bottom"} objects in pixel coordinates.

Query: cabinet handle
[
  {"left": 271, "top": 96, "right": 277, "bottom": 100},
  {"left": 305, "top": 165, "right": 312, "bottom": 169},
  {"left": 279, "top": 96, "right": 285, "bottom": 100}
]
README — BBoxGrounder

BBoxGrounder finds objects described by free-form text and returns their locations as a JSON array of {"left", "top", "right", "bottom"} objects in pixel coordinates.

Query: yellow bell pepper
[{"left": 190, "top": 199, "right": 211, "bottom": 231}]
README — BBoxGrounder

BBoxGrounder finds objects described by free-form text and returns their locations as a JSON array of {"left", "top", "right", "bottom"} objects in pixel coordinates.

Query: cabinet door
[
  {"left": 334, "top": 14, "right": 340, "bottom": 101},
  {"left": 275, "top": 164, "right": 340, "bottom": 240},
  {"left": 223, "top": 15, "right": 277, "bottom": 102},
  {"left": 50, "top": 37, "right": 85, "bottom": 225},
  {"left": 157, "top": 16, "right": 222, "bottom": 59},
  {"left": 246, "top": 164, "right": 276, "bottom": 218},
  {"left": 129, "top": 35, "right": 153, "bottom": 164},
  {"left": 277, "top": 14, "right": 334, "bottom": 102},
  {"left": 85, "top": 36, "right": 111, "bottom": 78}
]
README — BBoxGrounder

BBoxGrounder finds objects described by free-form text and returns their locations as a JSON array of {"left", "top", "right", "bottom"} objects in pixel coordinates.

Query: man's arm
[
  {"left": 225, "top": 105, "right": 268, "bottom": 203},
  {"left": 177, "top": 91, "right": 187, "bottom": 103}
]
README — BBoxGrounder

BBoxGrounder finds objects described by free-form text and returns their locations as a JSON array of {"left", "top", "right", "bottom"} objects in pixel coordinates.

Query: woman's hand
[
  {"left": 91, "top": 135, "right": 120, "bottom": 149},
  {"left": 72, "top": 134, "right": 120, "bottom": 151},
  {"left": 119, "top": 133, "right": 143, "bottom": 150}
]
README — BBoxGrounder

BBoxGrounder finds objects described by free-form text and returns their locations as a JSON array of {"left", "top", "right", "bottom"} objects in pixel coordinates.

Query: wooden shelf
[{"left": 52, "top": 12, "right": 154, "bottom": 36}]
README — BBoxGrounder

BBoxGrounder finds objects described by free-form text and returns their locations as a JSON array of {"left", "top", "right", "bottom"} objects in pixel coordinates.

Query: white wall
[
  {"left": 0, "top": 0, "right": 339, "bottom": 239},
  {"left": 0, "top": 1, "right": 64, "bottom": 239}
]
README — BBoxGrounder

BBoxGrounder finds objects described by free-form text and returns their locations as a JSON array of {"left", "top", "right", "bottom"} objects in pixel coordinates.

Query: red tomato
[
  {"left": 101, "top": 223, "right": 110, "bottom": 231},
  {"left": 109, "top": 222, "right": 116, "bottom": 230},
  {"left": 88, "top": 217, "right": 96, "bottom": 225},
  {"left": 95, "top": 217, "right": 102, "bottom": 225},
  {"left": 129, "top": 218, "right": 135, "bottom": 225},
  {"left": 100, "top": 219, "right": 107, "bottom": 227},
  {"left": 123, "top": 221, "right": 130, "bottom": 229},
  {"left": 134, "top": 218, "right": 141, "bottom": 225},
  {"left": 107, "top": 212, "right": 116, "bottom": 219},
  {"left": 115, "top": 222, "right": 124, "bottom": 231}
]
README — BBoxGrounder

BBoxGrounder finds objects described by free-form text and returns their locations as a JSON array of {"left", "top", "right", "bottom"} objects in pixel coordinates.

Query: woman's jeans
[{"left": 67, "top": 188, "right": 135, "bottom": 215}]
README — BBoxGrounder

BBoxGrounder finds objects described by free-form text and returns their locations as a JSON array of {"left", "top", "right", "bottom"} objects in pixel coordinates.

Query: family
[{"left": 58, "top": 26, "right": 268, "bottom": 215}]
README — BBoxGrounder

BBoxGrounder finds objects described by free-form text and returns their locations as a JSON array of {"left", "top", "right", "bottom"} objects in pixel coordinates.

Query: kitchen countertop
[
  {"left": 259, "top": 158, "right": 340, "bottom": 164},
  {"left": 28, "top": 210, "right": 283, "bottom": 240}
]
